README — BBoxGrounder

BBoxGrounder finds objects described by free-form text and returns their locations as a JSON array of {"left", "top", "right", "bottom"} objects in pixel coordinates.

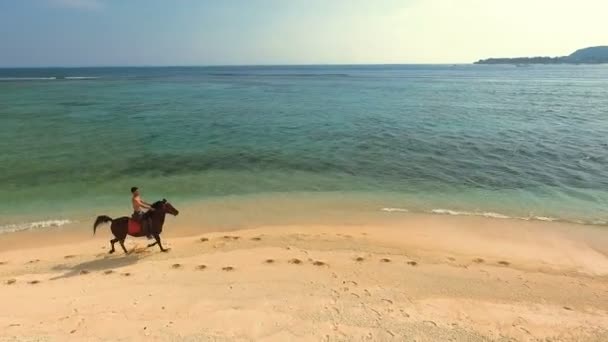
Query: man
[{"left": 131, "top": 187, "right": 154, "bottom": 238}]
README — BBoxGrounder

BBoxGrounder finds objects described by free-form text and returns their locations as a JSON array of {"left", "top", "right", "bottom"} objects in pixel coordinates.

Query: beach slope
[{"left": 1, "top": 215, "right": 608, "bottom": 341}]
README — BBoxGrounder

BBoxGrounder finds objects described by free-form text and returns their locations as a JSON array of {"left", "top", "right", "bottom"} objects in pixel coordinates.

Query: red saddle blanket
[{"left": 128, "top": 219, "right": 142, "bottom": 235}]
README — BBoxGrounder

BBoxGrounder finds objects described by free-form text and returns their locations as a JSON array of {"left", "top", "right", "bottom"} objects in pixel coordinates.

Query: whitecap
[
  {"left": 381, "top": 207, "right": 409, "bottom": 213},
  {"left": 532, "top": 216, "right": 557, "bottom": 222},
  {"left": 431, "top": 208, "right": 470, "bottom": 216},
  {"left": 431, "top": 209, "right": 511, "bottom": 219},
  {"left": 0, "top": 219, "right": 73, "bottom": 234},
  {"left": 480, "top": 212, "right": 511, "bottom": 219},
  {"left": 0, "top": 77, "right": 57, "bottom": 81}
]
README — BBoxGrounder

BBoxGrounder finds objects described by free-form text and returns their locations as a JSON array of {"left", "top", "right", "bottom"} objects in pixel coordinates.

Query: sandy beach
[
  {"left": 3, "top": 1, "right": 608, "bottom": 341},
  {"left": 1, "top": 214, "right": 607, "bottom": 341}
]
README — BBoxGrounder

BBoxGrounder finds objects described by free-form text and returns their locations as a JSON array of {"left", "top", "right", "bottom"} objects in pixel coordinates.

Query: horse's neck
[{"left": 151, "top": 210, "right": 166, "bottom": 225}]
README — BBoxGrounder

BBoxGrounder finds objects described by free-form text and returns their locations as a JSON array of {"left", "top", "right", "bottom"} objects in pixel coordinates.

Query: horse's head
[{"left": 152, "top": 199, "right": 179, "bottom": 216}]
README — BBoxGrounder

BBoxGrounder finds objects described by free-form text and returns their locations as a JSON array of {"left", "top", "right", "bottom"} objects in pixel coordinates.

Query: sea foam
[
  {"left": 381, "top": 207, "right": 563, "bottom": 223},
  {"left": 64, "top": 76, "right": 100, "bottom": 80},
  {"left": 0, "top": 219, "right": 73, "bottom": 234},
  {"left": 0, "top": 77, "right": 57, "bottom": 81},
  {"left": 431, "top": 209, "right": 511, "bottom": 219},
  {"left": 381, "top": 207, "right": 409, "bottom": 213}
]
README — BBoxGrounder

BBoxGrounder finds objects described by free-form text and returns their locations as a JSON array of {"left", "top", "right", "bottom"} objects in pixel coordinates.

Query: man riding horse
[
  {"left": 94, "top": 197, "right": 179, "bottom": 254},
  {"left": 131, "top": 186, "right": 153, "bottom": 238}
]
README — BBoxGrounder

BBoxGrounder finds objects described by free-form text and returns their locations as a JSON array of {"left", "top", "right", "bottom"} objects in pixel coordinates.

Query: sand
[{"left": 1, "top": 214, "right": 607, "bottom": 341}]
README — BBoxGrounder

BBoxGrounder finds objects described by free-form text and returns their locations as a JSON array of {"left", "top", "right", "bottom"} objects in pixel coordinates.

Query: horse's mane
[
  {"left": 151, "top": 200, "right": 164, "bottom": 209},
  {"left": 141, "top": 200, "right": 165, "bottom": 220}
]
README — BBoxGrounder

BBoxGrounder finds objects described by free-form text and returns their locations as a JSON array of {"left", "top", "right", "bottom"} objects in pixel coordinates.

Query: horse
[{"left": 93, "top": 199, "right": 179, "bottom": 254}]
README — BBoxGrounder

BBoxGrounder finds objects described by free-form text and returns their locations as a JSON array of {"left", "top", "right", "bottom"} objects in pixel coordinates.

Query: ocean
[{"left": 1, "top": 64, "right": 608, "bottom": 233}]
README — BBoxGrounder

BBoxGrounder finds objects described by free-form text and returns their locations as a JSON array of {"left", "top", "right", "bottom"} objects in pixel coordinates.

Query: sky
[{"left": 0, "top": 0, "right": 607, "bottom": 66}]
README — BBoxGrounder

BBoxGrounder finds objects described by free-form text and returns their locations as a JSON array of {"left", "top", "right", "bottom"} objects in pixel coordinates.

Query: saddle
[
  {"left": 129, "top": 213, "right": 152, "bottom": 237},
  {"left": 128, "top": 219, "right": 143, "bottom": 235}
]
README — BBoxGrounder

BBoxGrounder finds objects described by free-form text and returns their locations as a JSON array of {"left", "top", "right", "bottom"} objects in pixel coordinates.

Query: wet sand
[{"left": 1, "top": 214, "right": 607, "bottom": 341}]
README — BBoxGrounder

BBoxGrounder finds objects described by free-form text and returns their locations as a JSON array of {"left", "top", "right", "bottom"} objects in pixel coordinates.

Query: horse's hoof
[
  {"left": 108, "top": 250, "right": 115, "bottom": 254},
  {"left": 161, "top": 248, "right": 170, "bottom": 253}
]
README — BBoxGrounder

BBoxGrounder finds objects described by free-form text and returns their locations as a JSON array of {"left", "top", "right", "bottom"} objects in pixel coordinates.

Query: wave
[
  {"left": 208, "top": 73, "right": 350, "bottom": 78},
  {"left": 532, "top": 216, "right": 557, "bottom": 222},
  {"left": 430, "top": 209, "right": 512, "bottom": 219},
  {"left": 0, "top": 76, "right": 99, "bottom": 81},
  {"left": 0, "top": 77, "right": 57, "bottom": 81},
  {"left": 380, "top": 207, "right": 567, "bottom": 223},
  {"left": 381, "top": 207, "right": 409, "bottom": 213},
  {"left": 0, "top": 219, "right": 73, "bottom": 234},
  {"left": 430, "top": 208, "right": 576, "bottom": 223},
  {"left": 430, "top": 208, "right": 564, "bottom": 222},
  {"left": 64, "top": 76, "right": 100, "bottom": 80}
]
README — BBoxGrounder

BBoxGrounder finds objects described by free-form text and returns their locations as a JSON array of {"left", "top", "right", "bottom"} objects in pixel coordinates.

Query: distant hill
[{"left": 475, "top": 46, "right": 608, "bottom": 65}]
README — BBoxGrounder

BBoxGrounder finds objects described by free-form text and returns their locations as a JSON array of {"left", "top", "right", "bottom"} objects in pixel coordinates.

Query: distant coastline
[{"left": 475, "top": 46, "right": 608, "bottom": 65}]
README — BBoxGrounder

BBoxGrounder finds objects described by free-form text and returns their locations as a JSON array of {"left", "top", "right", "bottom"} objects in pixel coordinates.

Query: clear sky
[{"left": 1, "top": 0, "right": 607, "bottom": 66}]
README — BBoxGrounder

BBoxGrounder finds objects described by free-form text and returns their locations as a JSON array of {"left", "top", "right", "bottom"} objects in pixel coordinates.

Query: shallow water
[{"left": 1, "top": 65, "right": 608, "bottom": 231}]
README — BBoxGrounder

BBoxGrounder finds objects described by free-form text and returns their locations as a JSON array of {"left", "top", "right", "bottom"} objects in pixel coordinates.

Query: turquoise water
[{"left": 1, "top": 65, "right": 608, "bottom": 231}]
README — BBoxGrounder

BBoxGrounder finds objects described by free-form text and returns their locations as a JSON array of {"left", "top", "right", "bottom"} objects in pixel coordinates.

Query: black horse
[{"left": 93, "top": 199, "right": 179, "bottom": 254}]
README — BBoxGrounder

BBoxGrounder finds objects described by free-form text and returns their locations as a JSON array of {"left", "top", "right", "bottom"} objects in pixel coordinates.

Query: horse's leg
[
  {"left": 119, "top": 239, "right": 129, "bottom": 254},
  {"left": 110, "top": 220, "right": 129, "bottom": 254},
  {"left": 109, "top": 238, "right": 118, "bottom": 254},
  {"left": 154, "top": 234, "right": 168, "bottom": 252},
  {"left": 147, "top": 241, "right": 158, "bottom": 248}
]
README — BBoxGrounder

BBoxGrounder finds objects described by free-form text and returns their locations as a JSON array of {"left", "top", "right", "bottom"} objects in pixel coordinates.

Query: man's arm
[{"left": 135, "top": 198, "right": 154, "bottom": 210}]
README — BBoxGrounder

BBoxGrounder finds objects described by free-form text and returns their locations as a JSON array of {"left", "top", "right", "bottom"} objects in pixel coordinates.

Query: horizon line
[{"left": 0, "top": 62, "right": 474, "bottom": 69}]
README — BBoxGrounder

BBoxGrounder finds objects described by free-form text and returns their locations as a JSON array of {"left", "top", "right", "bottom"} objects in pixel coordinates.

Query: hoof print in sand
[
  {"left": 28, "top": 280, "right": 40, "bottom": 285},
  {"left": 222, "top": 266, "right": 235, "bottom": 272},
  {"left": 473, "top": 258, "right": 485, "bottom": 264},
  {"left": 380, "top": 258, "right": 391, "bottom": 263},
  {"left": 64, "top": 255, "right": 76, "bottom": 259},
  {"left": 223, "top": 236, "right": 240, "bottom": 241},
  {"left": 355, "top": 257, "right": 365, "bottom": 262},
  {"left": 5, "top": 279, "right": 16, "bottom": 285},
  {"left": 251, "top": 237, "right": 262, "bottom": 241},
  {"left": 171, "top": 263, "right": 182, "bottom": 269},
  {"left": 423, "top": 320, "right": 438, "bottom": 327},
  {"left": 498, "top": 261, "right": 510, "bottom": 266},
  {"left": 26, "top": 259, "right": 40, "bottom": 264},
  {"left": 122, "top": 272, "right": 131, "bottom": 277},
  {"left": 103, "top": 270, "right": 114, "bottom": 275},
  {"left": 79, "top": 270, "right": 90, "bottom": 275},
  {"left": 200, "top": 237, "right": 209, "bottom": 242},
  {"left": 196, "top": 265, "right": 207, "bottom": 270},
  {"left": 407, "top": 261, "right": 418, "bottom": 266},
  {"left": 289, "top": 258, "right": 303, "bottom": 265},
  {"left": 312, "top": 260, "right": 327, "bottom": 266},
  {"left": 0, "top": 261, "right": 7, "bottom": 265},
  {"left": 264, "top": 259, "right": 275, "bottom": 264},
  {"left": 563, "top": 306, "right": 573, "bottom": 311}
]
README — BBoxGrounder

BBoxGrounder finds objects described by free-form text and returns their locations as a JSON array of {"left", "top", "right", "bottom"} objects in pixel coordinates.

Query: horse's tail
[{"left": 93, "top": 215, "right": 113, "bottom": 235}]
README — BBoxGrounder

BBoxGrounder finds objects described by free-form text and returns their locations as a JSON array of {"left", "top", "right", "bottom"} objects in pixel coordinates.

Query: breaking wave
[{"left": 0, "top": 219, "right": 73, "bottom": 234}]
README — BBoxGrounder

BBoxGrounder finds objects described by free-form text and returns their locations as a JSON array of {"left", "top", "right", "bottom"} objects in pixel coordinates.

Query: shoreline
[
  {"left": 0, "top": 210, "right": 608, "bottom": 253},
  {"left": 2, "top": 191, "right": 607, "bottom": 240},
  {"left": 2, "top": 212, "right": 608, "bottom": 268}
]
